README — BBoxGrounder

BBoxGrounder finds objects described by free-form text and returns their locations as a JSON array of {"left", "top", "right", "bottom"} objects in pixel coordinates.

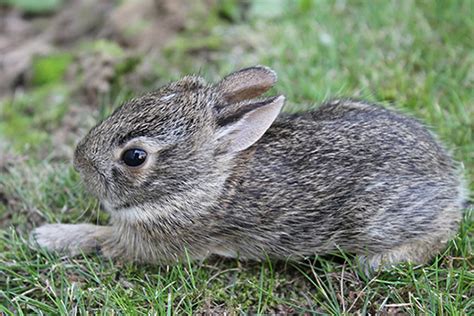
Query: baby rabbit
[{"left": 31, "top": 66, "right": 467, "bottom": 271}]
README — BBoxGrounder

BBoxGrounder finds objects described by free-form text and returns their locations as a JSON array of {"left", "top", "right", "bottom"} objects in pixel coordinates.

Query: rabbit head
[{"left": 73, "top": 66, "right": 285, "bottom": 212}]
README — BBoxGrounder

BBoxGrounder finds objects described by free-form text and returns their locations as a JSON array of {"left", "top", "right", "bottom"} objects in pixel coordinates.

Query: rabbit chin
[{"left": 99, "top": 201, "right": 158, "bottom": 223}]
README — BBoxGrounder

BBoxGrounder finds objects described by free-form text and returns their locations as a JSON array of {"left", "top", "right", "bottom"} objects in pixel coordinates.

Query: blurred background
[
  {"left": 0, "top": 0, "right": 472, "bottom": 314},
  {"left": 1, "top": 0, "right": 472, "bottom": 162}
]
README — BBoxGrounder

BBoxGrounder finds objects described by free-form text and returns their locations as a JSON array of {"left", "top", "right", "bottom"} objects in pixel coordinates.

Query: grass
[{"left": 1, "top": 0, "right": 473, "bottom": 314}]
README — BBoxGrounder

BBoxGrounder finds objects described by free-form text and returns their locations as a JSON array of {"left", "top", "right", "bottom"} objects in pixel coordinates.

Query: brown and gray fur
[{"left": 31, "top": 66, "right": 468, "bottom": 271}]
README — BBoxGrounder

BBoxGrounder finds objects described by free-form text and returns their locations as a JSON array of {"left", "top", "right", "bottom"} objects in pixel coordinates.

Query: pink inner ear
[
  {"left": 218, "top": 66, "right": 278, "bottom": 103},
  {"left": 215, "top": 95, "right": 285, "bottom": 154}
]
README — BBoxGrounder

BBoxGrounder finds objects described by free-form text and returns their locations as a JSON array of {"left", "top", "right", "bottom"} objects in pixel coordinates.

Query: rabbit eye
[{"left": 121, "top": 148, "right": 147, "bottom": 167}]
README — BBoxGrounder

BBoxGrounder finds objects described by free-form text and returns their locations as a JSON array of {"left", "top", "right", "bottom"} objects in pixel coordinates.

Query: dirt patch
[
  {"left": 108, "top": 0, "right": 189, "bottom": 53},
  {"left": 0, "top": 8, "right": 53, "bottom": 94},
  {"left": 50, "top": 104, "right": 97, "bottom": 159},
  {"left": 1, "top": 0, "right": 211, "bottom": 161},
  {"left": 0, "top": 0, "right": 196, "bottom": 98}
]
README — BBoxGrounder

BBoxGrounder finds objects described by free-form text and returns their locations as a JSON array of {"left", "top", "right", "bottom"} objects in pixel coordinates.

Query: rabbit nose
[
  {"left": 73, "top": 150, "right": 85, "bottom": 173},
  {"left": 73, "top": 154, "right": 99, "bottom": 177},
  {"left": 73, "top": 144, "right": 90, "bottom": 173}
]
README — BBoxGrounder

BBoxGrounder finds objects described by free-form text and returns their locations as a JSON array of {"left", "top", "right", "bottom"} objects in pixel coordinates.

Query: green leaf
[
  {"left": 32, "top": 53, "right": 73, "bottom": 86},
  {"left": 4, "top": 0, "right": 64, "bottom": 14}
]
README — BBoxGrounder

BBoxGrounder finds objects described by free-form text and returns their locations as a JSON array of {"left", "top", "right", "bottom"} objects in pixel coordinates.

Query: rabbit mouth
[{"left": 79, "top": 168, "right": 111, "bottom": 200}]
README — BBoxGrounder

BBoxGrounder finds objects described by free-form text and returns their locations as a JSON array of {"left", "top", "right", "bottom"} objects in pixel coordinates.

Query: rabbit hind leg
[{"left": 356, "top": 238, "right": 449, "bottom": 275}]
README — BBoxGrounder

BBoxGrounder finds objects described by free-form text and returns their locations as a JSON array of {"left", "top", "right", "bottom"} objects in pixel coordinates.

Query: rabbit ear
[
  {"left": 216, "top": 66, "right": 277, "bottom": 103},
  {"left": 214, "top": 95, "right": 285, "bottom": 154}
]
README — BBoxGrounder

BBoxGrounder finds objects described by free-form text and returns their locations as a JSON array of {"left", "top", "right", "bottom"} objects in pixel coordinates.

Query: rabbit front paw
[{"left": 30, "top": 223, "right": 112, "bottom": 256}]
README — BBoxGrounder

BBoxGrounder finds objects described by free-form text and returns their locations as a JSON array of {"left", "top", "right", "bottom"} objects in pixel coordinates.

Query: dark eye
[{"left": 121, "top": 148, "right": 147, "bottom": 167}]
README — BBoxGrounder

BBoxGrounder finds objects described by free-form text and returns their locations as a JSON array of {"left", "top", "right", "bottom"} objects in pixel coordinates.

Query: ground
[{"left": 0, "top": 0, "right": 473, "bottom": 314}]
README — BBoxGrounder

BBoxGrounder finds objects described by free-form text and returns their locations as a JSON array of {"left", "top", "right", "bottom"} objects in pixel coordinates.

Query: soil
[
  {"left": 0, "top": 0, "right": 193, "bottom": 98},
  {"left": 0, "top": 0, "right": 207, "bottom": 160}
]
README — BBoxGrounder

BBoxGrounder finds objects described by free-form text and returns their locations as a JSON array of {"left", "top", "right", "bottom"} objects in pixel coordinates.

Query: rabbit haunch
[{"left": 30, "top": 66, "right": 467, "bottom": 271}]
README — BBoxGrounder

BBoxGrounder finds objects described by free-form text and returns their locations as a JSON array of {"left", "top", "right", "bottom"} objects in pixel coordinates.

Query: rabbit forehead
[{"left": 96, "top": 89, "right": 215, "bottom": 145}]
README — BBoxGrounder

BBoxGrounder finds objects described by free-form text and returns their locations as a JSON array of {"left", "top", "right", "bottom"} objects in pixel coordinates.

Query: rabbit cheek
[{"left": 111, "top": 165, "right": 150, "bottom": 194}]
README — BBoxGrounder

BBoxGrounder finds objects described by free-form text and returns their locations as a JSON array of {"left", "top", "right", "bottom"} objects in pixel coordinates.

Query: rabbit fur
[{"left": 31, "top": 66, "right": 468, "bottom": 271}]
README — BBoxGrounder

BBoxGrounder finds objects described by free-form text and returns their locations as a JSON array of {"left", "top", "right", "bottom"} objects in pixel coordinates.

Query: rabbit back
[{"left": 212, "top": 100, "right": 465, "bottom": 259}]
